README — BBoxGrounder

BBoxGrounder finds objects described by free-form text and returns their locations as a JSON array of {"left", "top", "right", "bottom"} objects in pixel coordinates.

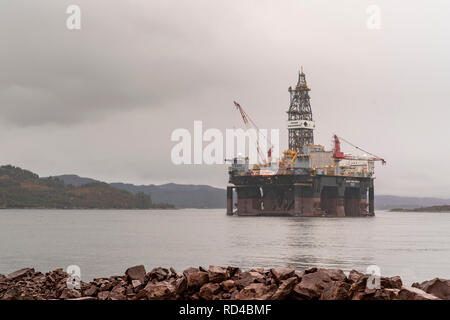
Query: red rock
[
  {"left": 2, "top": 287, "right": 19, "bottom": 300},
  {"left": 304, "top": 267, "right": 318, "bottom": 274},
  {"left": 109, "top": 284, "right": 126, "bottom": 300},
  {"left": 208, "top": 266, "right": 227, "bottom": 283},
  {"left": 397, "top": 286, "right": 440, "bottom": 300},
  {"left": 183, "top": 268, "right": 209, "bottom": 289},
  {"left": 412, "top": 278, "right": 450, "bottom": 300},
  {"left": 97, "top": 291, "right": 109, "bottom": 300},
  {"left": 316, "top": 269, "right": 347, "bottom": 282},
  {"left": 99, "top": 281, "right": 113, "bottom": 292},
  {"left": 270, "top": 266, "right": 296, "bottom": 283},
  {"left": 59, "top": 288, "right": 81, "bottom": 300},
  {"left": 125, "top": 265, "right": 146, "bottom": 283},
  {"left": 131, "top": 279, "right": 143, "bottom": 292},
  {"left": 144, "top": 280, "right": 176, "bottom": 300},
  {"left": 7, "top": 268, "right": 34, "bottom": 281},
  {"left": 83, "top": 285, "right": 98, "bottom": 296},
  {"left": 221, "top": 280, "right": 235, "bottom": 292},
  {"left": 320, "top": 281, "right": 350, "bottom": 300},
  {"left": 226, "top": 266, "right": 240, "bottom": 278},
  {"left": 236, "top": 283, "right": 276, "bottom": 300},
  {"left": 272, "top": 277, "right": 298, "bottom": 300},
  {"left": 293, "top": 270, "right": 334, "bottom": 299},
  {"left": 381, "top": 276, "right": 402, "bottom": 289},
  {"left": 348, "top": 270, "right": 363, "bottom": 283},
  {"left": 199, "top": 283, "right": 221, "bottom": 300},
  {"left": 149, "top": 267, "right": 169, "bottom": 281},
  {"left": 175, "top": 276, "right": 187, "bottom": 295},
  {"left": 235, "top": 271, "right": 265, "bottom": 288}
]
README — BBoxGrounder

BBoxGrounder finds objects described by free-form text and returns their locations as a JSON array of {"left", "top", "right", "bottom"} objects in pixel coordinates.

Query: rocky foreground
[{"left": 1, "top": 265, "right": 449, "bottom": 300}]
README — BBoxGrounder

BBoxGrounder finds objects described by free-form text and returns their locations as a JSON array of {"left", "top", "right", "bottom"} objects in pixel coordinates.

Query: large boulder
[
  {"left": 109, "top": 284, "right": 126, "bottom": 300},
  {"left": 83, "top": 285, "right": 98, "bottom": 296},
  {"left": 292, "top": 269, "right": 336, "bottom": 299},
  {"left": 272, "top": 277, "right": 298, "bottom": 300},
  {"left": 397, "top": 286, "right": 440, "bottom": 300},
  {"left": 221, "top": 280, "right": 235, "bottom": 292},
  {"left": 148, "top": 267, "right": 169, "bottom": 282},
  {"left": 183, "top": 268, "right": 209, "bottom": 290},
  {"left": 412, "top": 278, "right": 450, "bottom": 300},
  {"left": 208, "top": 266, "right": 227, "bottom": 283},
  {"left": 59, "top": 288, "right": 82, "bottom": 300},
  {"left": 381, "top": 276, "right": 402, "bottom": 289},
  {"left": 7, "top": 268, "right": 34, "bottom": 281},
  {"left": 175, "top": 276, "right": 187, "bottom": 295},
  {"left": 125, "top": 265, "right": 146, "bottom": 283},
  {"left": 199, "top": 283, "right": 221, "bottom": 300},
  {"left": 270, "top": 266, "right": 296, "bottom": 283},
  {"left": 316, "top": 269, "right": 347, "bottom": 282},
  {"left": 234, "top": 271, "right": 265, "bottom": 289},
  {"left": 348, "top": 270, "right": 364, "bottom": 283},
  {"left": 144, "top": 280, "right": 176, "bottom": 300},
  {"left": 320, "top": 281, "right": 350, "bottom": 300},
  {"left": 235, "top": 283, "right": 276, "bottom": 300}
]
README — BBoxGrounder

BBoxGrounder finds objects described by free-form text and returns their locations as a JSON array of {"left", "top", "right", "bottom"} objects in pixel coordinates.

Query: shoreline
[{"left": 1, "top": 265, "right": 448, "bottom": 300}]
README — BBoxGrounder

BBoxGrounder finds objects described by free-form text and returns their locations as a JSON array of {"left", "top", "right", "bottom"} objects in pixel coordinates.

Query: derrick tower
[{"left": 287, "top": 68, "right": 315, "bottom": 153}]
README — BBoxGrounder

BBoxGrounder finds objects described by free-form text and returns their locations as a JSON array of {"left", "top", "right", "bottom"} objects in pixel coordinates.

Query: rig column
[
  {"left": 336, "top": 186, "right": 345, "bottom": 217},
  {"left": 359, "top": 186, "right": 368, "bottom": 216},
  {"left": 294, "top": 184, "right": 303, "bottom": 215},
  {"left": 226, "top": 186, "right": 234, "bottom": 216},
  {"left": 369, "top": 186, "right": 375, "bottom": 215}
]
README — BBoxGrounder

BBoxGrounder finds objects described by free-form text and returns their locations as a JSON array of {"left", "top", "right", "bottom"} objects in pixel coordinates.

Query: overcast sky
[{"left": 1, "top": 0, "right": 449, "bottom": 197}]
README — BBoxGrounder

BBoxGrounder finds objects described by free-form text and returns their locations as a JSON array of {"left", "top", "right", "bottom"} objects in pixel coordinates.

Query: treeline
[{"left": 0, "top": 165, "right": 174, "bottom": 209}]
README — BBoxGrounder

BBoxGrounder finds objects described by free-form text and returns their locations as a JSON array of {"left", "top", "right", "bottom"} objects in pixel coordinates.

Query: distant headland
[
  {"left": 0, "top": 165, "right": 173, "bottom": 209},
  {"left": 390, "top": 205, "right": 450, "bottom": 213}
]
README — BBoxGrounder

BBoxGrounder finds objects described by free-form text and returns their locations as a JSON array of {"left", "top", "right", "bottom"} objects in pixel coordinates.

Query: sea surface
[{"left": 0, "top": 209, "right": 449, "bottom": 285}]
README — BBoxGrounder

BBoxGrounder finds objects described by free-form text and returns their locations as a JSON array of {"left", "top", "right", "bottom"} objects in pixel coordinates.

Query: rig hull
[{"left": 227, "top": 174, "right": 374, "bottom": 217}]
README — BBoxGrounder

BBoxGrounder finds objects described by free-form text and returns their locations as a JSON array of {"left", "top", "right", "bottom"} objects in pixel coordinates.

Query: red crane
[{"left": 333, "top": 134, "right": 386, "bottom": 165}]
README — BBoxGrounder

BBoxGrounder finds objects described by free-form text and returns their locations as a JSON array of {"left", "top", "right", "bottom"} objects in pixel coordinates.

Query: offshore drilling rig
[{"left": 227, "top": 69, "right": 385, "bottom": 217}]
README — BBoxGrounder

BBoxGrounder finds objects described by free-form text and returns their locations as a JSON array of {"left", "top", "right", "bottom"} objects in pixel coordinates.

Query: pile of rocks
[{"left": 0, "top": 265, "right": 448, "bottom": 300}]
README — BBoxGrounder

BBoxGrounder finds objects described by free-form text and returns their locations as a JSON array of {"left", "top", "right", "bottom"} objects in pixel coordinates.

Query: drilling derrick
[{"left": 287, "top": 68, "right": 315, "bottom": 154}]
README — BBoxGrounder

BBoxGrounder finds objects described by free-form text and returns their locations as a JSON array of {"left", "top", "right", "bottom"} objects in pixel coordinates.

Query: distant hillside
[
  {"left": 54, "top": 175, "right": 225, "bottom": 208},
  {"left": 0, "top": 165, "right": 161, "bottom": 209},
  {"left": 111, "top": 182, "right": 225, "bottom": 208},
  {"left": 375, "top": 195, "right": 450, "bottom": 210},
  {"left": 390, "top": 205, "right": 450, "bottom": 212},
  {"left": 54, "top": 174, "right": 99, "bottom": 187}
]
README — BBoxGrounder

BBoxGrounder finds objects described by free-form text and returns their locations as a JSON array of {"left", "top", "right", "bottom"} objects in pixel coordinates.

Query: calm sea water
[{"left": 0, "top": 209, "right": 449, "bottom": 285}]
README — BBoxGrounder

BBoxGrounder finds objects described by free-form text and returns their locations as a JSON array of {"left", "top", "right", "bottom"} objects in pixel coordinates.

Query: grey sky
[{"left": 1, "top": 0, "right": 449, "bottom": 197}]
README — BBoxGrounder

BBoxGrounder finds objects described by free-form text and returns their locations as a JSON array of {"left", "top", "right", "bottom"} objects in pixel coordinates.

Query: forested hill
[{"left": 0, "top": 165, "right": 171, "bottom": 209}]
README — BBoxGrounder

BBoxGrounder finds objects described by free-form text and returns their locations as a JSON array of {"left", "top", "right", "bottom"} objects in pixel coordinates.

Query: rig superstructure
[{"left": 227, "top": 70, "right": 385, "bottom": 217}]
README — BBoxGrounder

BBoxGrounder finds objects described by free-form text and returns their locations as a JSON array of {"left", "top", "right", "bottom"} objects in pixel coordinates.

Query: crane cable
[
  {"left": 336, "top": 134, "right": 386, "bottom": 164},
  {"left": 234, "top": 101, "right": 272, "bottom": 162}
]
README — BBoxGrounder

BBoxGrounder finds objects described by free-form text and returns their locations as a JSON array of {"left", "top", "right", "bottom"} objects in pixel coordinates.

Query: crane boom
[
  {"left": 233, "top": 101, "right": 272, "bottom": 163},
  {"left": 333, "top": 134, "right": 386, "bottom": 165}
]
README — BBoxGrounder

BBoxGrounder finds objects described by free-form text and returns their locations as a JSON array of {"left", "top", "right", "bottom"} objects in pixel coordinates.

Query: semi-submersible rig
[{"left": 227, "top": 70, "right": 385, "bottom": 217}]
